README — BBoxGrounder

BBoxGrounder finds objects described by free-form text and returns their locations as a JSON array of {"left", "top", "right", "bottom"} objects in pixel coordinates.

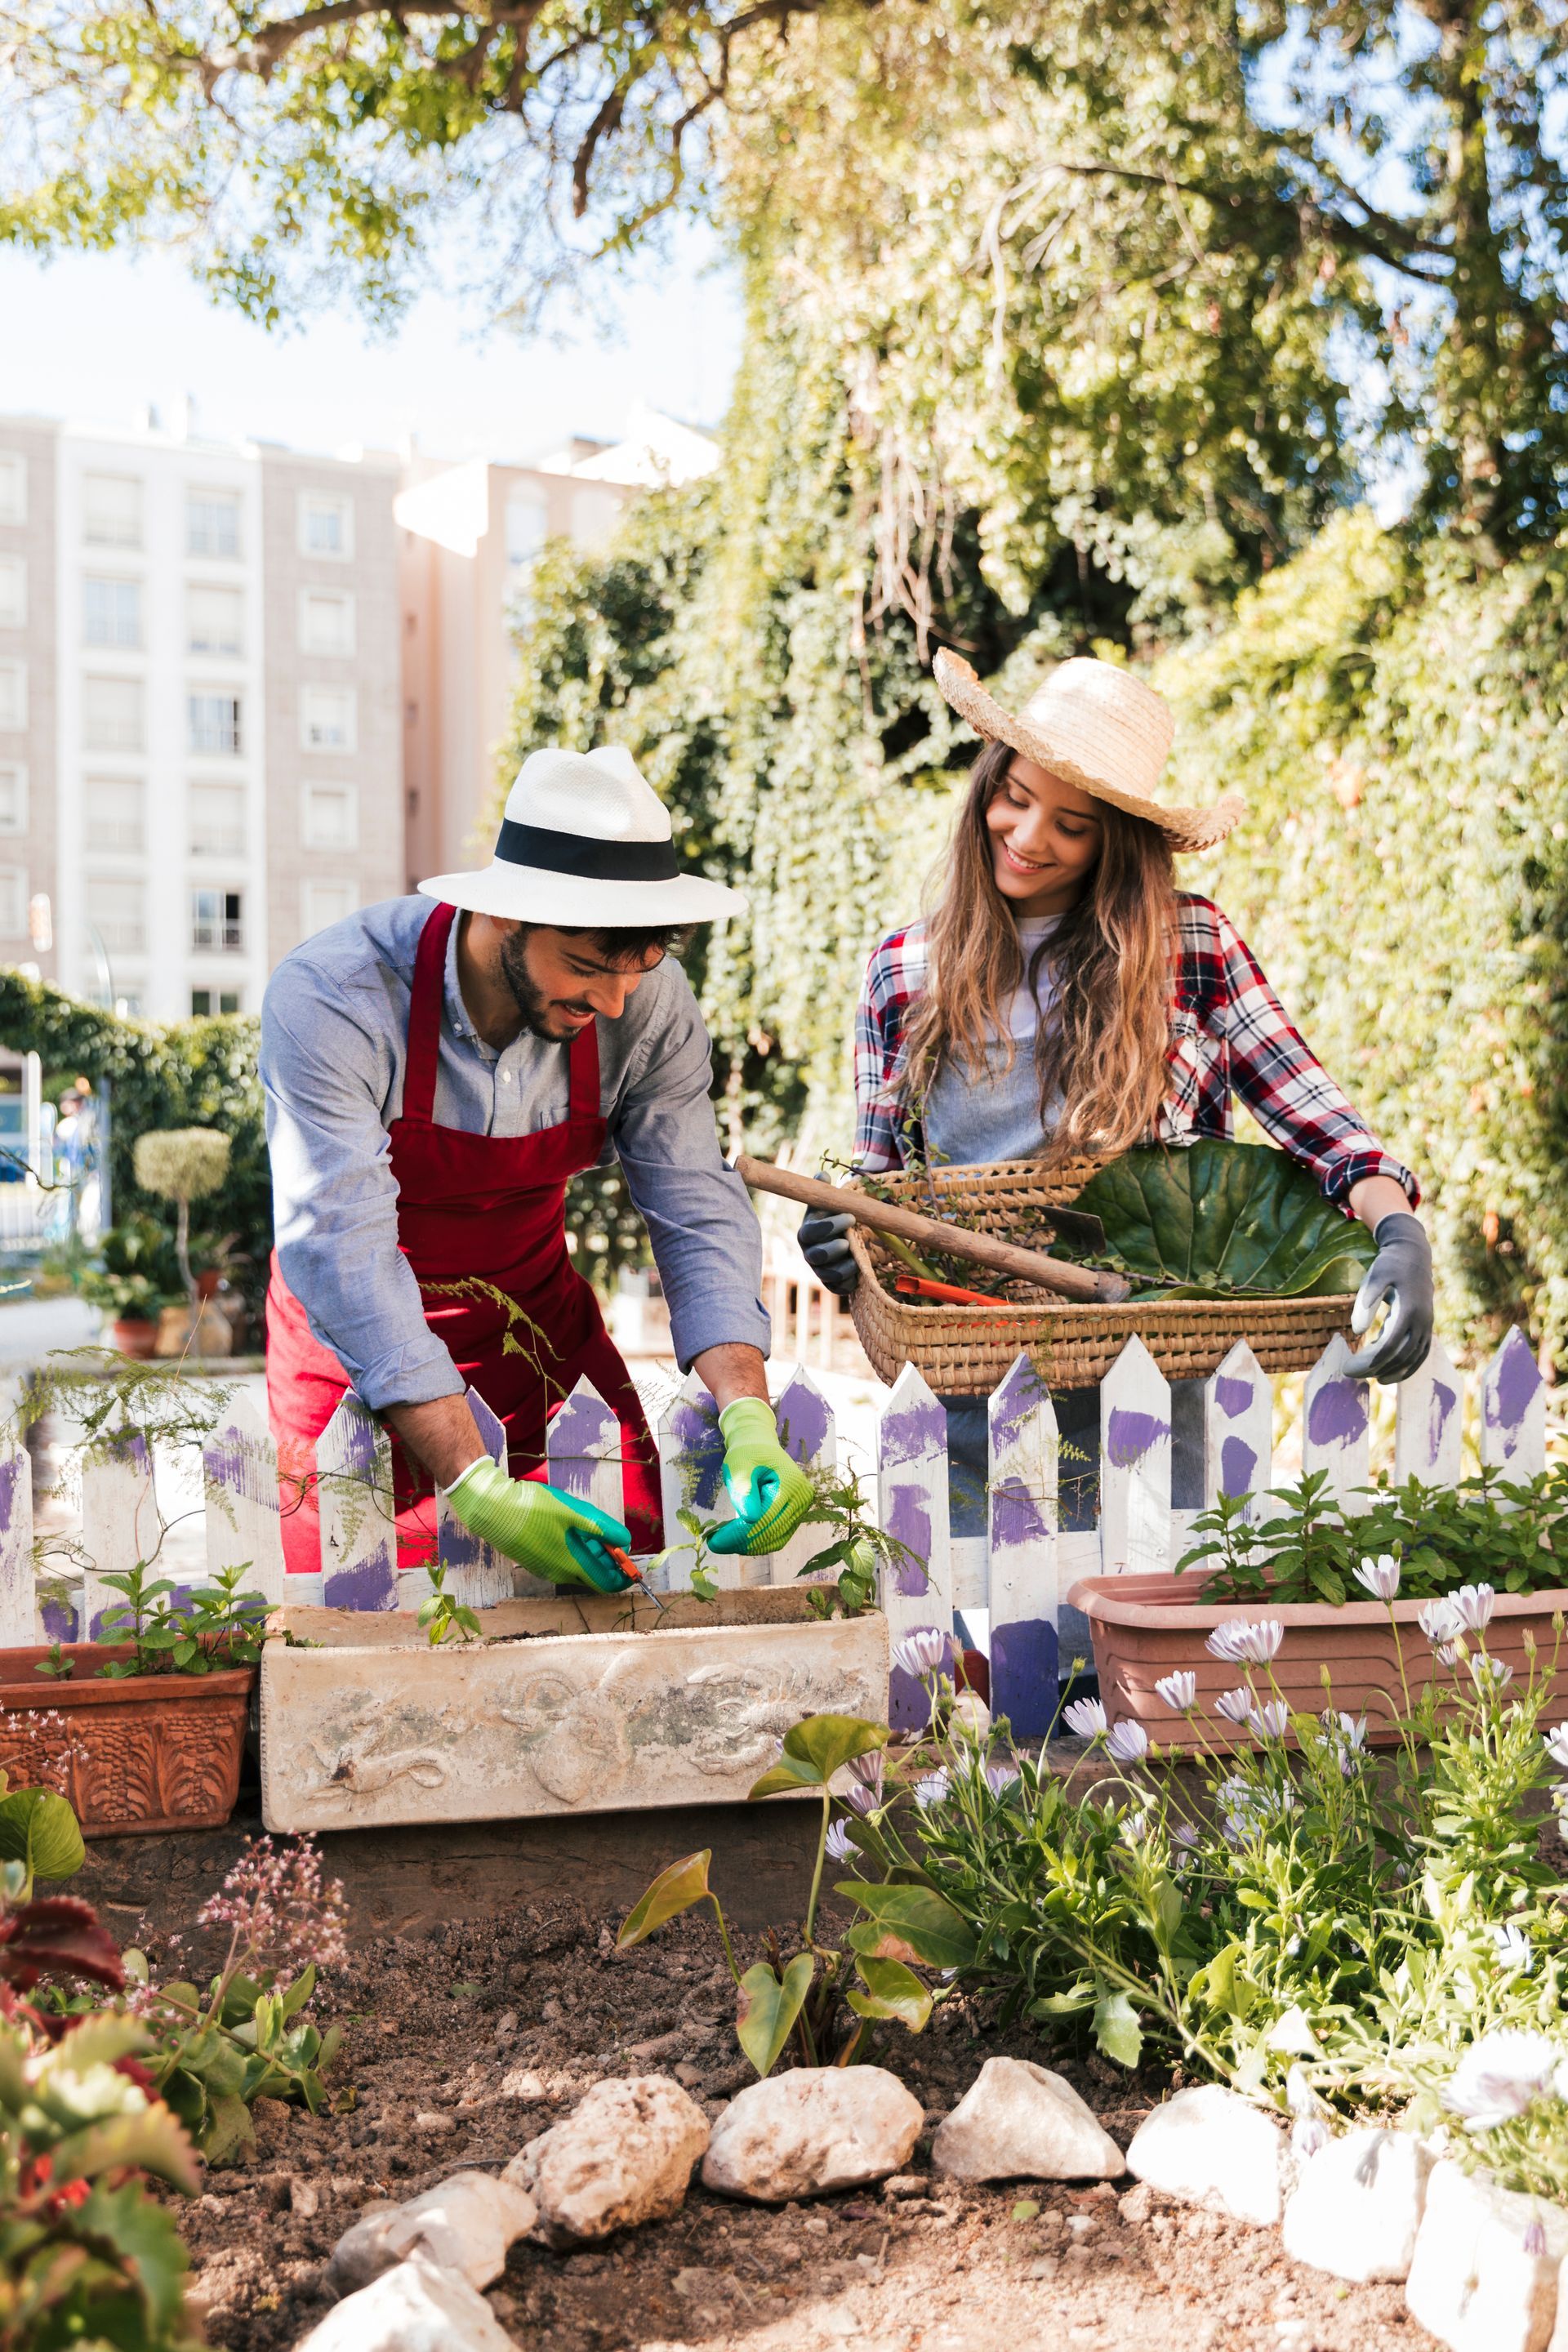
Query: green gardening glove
[
  {"left": 445, "top": 1459, "right": 634, "bottom": 1592},
  {"left": 706, "top": 1398, "right": 815, "bottom": 1558}
]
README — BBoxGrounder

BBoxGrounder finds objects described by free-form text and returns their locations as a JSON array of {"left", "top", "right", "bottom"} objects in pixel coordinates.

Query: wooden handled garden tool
[{"left": 734, "top": 1159, "right": 1132, "bottom": 1307}]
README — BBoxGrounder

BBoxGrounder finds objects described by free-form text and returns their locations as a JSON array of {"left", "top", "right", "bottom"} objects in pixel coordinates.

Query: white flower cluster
[{"left": 1443, "top": 2030, "right": 1568, "bottom": 2133}]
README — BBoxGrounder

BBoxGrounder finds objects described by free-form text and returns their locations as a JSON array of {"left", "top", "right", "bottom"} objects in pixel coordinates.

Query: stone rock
[
  {"left": 1283, "top": 2128, "right": 1433, "bottom": 2284},
  {"left": 327, "top": 2171, "right": 538, "bottom": 2296},
  {"left": 506, "top": 2074, "right": 709, "bottom": 2245},
  {"left": 296, "top": 2254, "right": 514, "bottom": 2352},
  {"left": 1406, "top": 2157, "right": 1568, "bottom": 2352},
  {"left": 1125, "top": 2085, "right": 1282, "bottom": 2226},
  {"left": 702, "top": 2066, "right": 924, "bottom": 2203},
  {"left": 931, "top": 2057, "right": 1125, "bottom": 2184}
]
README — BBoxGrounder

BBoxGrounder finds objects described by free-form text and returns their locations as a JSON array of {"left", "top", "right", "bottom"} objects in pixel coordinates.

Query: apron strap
[
  {"left": 404, "top": 902, "right": 457, "bottom": 1126},
  {"left": 568, "top": 1016, "right": 601, "bottom": 1121}
]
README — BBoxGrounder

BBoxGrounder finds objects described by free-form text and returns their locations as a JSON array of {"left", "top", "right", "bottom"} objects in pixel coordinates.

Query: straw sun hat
[{"left": 933, "top": 649, "right": 1245, "bottom": 852}]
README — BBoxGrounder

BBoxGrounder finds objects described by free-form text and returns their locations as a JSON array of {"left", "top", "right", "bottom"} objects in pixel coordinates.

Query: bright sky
[{"left": 0, "top": 225, "right": 744, "bottom": 464}]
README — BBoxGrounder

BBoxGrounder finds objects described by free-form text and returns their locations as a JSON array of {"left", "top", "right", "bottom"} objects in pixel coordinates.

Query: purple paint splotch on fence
[
  {"left": 547, "top": 1388, "right": 616, "bottom": 1502},
  {"left": 990, "top": 1358, "right": 1050, "bottom": 1459},
  {"left": 880, "top": 1392, "right": 947, "bottom": 1472},
  {"left": 990, "top": 1475, "right": 1050, "bottom": 1552},
  {"left": 991, "top": 1617, "right": 1059, "bottom": 1740},
  {"left": 323, "top": 1550, "right": 399, "bottom": 1613},
  {"left": 1214, "top": 1374, "right": 1254, "bottom": 1421},
  {"left": 1306, "top": 1377, "right": 1368, "bottom": 1450},
  {"left": 0, "top": 1454, "right": 20, "bottom": 1538},
  {"left": 1105, "top": 1408, "right": 1170, "bottom": 1470},
  {"left": 777, "top": 1380, "right": 830, "bottom": 1468},
  {"left": 1484, "top": 1327, "right": 1543, "bottom": 1465},
  {"left": 884, "top": 1482, "right": 933, "bottom": 1600},
  {"left": 1220, "top": 1436, "right": 1258, "bottom": 1497},
  {"left": 670, "top": 1395, "right": 725, "bottom": 1510}
]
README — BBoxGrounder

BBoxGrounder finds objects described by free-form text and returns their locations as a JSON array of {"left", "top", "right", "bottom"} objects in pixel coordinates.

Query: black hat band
[{"left": 495, "top": 820, "right": 680, "bottom": 883}]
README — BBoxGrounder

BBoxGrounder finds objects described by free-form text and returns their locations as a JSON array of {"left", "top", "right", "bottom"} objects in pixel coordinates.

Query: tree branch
[{"left": 572, "top": 87, "right": 625, "bottom": 212}]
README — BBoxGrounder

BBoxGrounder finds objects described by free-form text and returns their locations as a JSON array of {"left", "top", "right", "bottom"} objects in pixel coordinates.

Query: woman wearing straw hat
[
  {"left": 263, "top": 743, "right": 813, "bottom": 1593},
  {"left": 799, "top": 653, "right": 1432, "bottom": 1658}
]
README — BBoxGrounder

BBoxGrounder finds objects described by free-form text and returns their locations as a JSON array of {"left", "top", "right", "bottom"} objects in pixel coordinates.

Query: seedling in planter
[
  {"left": 619, "top": 1712, "right": 977, "bottom": 2075},
  {"left": 675, "top": 1459, "right": 924, "bottom": 1619},
  {"left": 33, "top": 1642, "right": 73, "bottom": 1682},
  {"left": 96, "top": 1560, "right": 270, "bottom": 1677},
  {"left": 418, "top": 1557, "right": 483, "bottom": 1647}
]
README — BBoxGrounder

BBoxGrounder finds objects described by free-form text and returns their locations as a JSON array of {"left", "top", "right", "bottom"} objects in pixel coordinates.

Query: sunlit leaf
[
  {"left": 748, "top": 1714, "right": 889, "bottom": 1800},
  {"left": 840, "top": 1882, "right": 977, "bottom": 1971},
  {"left": 1092, "top": 1988, "right": 1142, "bottom": 2068},
  {"left": 848, "top": 1955, "right": 932, "bottom": 2030},
  {"left": 1070, "top": 1140, "right": 1377, "bottom": 1298},
  {"left": 617, "top": 1851, "right": 712, "bottom": 1947},
  {"left": 736, "top": 1953, "right": 815, "bottom": 2077},
  {"left": 0, "top": 1787, "right": 86, "bottom": 1886}
]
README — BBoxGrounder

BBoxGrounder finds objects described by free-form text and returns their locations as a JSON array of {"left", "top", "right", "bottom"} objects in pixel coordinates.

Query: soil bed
[{"left": 165, "top": 1900, "right": 1441, "bottom": 2352}]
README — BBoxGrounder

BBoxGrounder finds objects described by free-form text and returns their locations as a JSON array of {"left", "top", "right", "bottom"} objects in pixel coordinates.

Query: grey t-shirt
[{"left": 924, "top": 915, "right": 1063, "bottom": 1165}]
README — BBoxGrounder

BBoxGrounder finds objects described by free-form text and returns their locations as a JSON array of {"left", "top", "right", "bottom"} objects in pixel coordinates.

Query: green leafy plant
[
  {"left": 675, "top": 1457, "right": 923, "bottom": 1620},
  {"left": 95, "top": 1561, "right": 270, "bottom": 1679},
  {"left": 71, "top": 1212, "right": 187, "bottom": 1323},
  {"left": 417, "top": 1558, "right": 482, "bottom": 1649},
  {"left": 1180, "top": 1466, "right": 1568, "bottom": 1606},
  {"left": 619, "top": 1712, "right": 977, "bottom": 2074},
  {"left": 0, "top": 1857, "right": 200, "bottom": 2352},
  {"left": 1063, "top": 1139, "right": 1377, "bottom": 1301}
]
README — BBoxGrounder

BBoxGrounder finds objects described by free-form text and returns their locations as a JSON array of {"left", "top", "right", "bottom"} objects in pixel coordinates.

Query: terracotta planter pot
[
  {"left": 1066, "top": 1571, "right": 1568, "bottom": 1753},
  {"left": 0, "top": 1646, "right": 255, "bottom": 1835},
  {"left": 110, "top": 1317, "right": 158, "bottom": 1360},
  {"left": 155, "top": 1301, "right": 234, "bottom": 1358}
]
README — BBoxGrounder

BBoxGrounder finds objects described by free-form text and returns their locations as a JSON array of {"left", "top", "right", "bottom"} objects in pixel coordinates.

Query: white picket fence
[{"left": 0, "top": 1325, "right": 1548, "bottom": 1744}]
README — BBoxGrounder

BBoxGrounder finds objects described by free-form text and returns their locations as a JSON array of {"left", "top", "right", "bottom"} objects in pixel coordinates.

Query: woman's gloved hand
[
  {"left": 798, "top": 1205, "right": 859, "bottom": 1298},
  {"left": 444, "top": 1459, "right": 634, "bottom": 1592},
  {"left": 1345, "top": 1213, "right": 1434, "bottom": 1384},
  {"left": 706, "top": 1398, "right": 816, "bottom": 1557}
]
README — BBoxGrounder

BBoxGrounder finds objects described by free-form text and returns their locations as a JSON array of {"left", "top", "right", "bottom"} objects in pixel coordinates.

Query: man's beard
[{"left": 497, "top": 928, "right": 590, "bottom": 1042}]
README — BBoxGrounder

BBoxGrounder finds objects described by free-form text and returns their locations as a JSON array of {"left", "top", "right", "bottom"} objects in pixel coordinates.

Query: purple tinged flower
[
  {"left": 843, "top": 1782, "right": 879, "bottom": 1817},
  {"left": 1106, "top": 1719, "right": 1151, "bottom": 1764},
  {"left": 1292, "top": 2116, "right": 1330, "bottom": 2161},
  {"left": 1063, "top": 1698, "right": 1107, "bottom": 1740},
  {"left": 1452, "top": 1584, "right": 1495, "bottom": 1633},
  {"left": 1418, "top": 1598, "right": 1461, "bottom": 1645},
  {"left": 1155, "top": 1670, "right": 1198, "bottom": 1713},
  {"left": 1491, "top": 1922, "right": 1535, "bottom": 1976},
  {"left": 912, "top": 1769, "right": 951, "bottom": 1810},
  {"left": 1206, "top": 1617, "right": 1284, "bottom": 1665},
  {"left": 825, "top": 1820, "right": 854, "bottom": 1863},
  {"left": 985, "top": 1761, "right": 1021, "bottom": 1797},
  {"left": 893, "top": 1628, "right": 951, "bottom": 1679},
  {"left": 1171, "top": 1821, "right": 1201, "bottom": 1851},
  {"left": 1214, "top": 1686, "right": 1255, "bottom": 1726},
  {"left": 1543, "top": 1724, "right": 1568, "bottom": 1773},
  {"left": 1248, "top": 1700, "right": 1290, "bottom": 1742},
  {"left": 1353, "top": 1552, "right": 1401, "bottom": 1602},
  {"left": 1444, "top": 2032, "right": 1561, "bottom": 2131},
  {"left": 1469, "top": 1654, "right": 1512, "bottom": 1692},
  {"left": 844, "top": 1753, "right": 884, "bottom": 1816},
  {"left": 1435, "top": 1640, "right": 1461, "bottom": 1668},
  {"left": 1523, "top": 2221, "right": 1548, "bottom": 2260},
  {"left": 1120, "top": 1807, "right": 1151, "bottom": 1846}
]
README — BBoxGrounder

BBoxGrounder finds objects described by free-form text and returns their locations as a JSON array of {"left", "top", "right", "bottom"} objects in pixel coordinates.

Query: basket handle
[{"left": 734, "top": 1159, "right": 1131, "bottom": 1307}]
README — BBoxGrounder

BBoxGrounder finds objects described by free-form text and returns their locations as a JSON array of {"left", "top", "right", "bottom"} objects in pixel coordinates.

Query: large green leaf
[
  {"left": 736, "top": 1953, "right": 815, "bottom": 2077},
  {"left": 840, "top": 1882, "right": 978, "bottom": 1971},
  {"left": 748, "top": 1715, "right": 889, "bottom": 1800},
  {"left": 0, "top": 1787, "right": 85, "bottom": 1886},
  {"left": 1092, "top": 1988, "right": 1143, "bottom": 2068},
  {"left": 617, "top": 1851, "right": 712, "bottom": 1947},
  {"left": 848, "top": 1956, "right": 933, "bottom": 2030},
  {"left": 1068, "top": 1140, "right": 1377, "bottom": 1298}
]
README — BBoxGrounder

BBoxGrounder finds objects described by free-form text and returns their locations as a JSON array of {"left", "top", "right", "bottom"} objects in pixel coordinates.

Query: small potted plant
[
  {"left": 131, "top": 1128, "right": 234, "bottom": 1359},
  {"left": 74, "top": 1213, "right": 184, "bottom": 1359}
]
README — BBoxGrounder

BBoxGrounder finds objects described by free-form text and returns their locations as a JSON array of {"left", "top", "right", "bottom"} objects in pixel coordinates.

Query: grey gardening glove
[
  {"left": 1344, "top": 1212, "right": 1433, "bottom": 1384},
  {"left": 797, "top": 1206, "right": 859, "bottom": 1298}
]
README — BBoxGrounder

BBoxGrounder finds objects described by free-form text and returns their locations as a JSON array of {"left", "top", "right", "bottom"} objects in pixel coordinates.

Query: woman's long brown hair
[{"left": 898, "top": 741, "right": 1178, "bottom": 1163}]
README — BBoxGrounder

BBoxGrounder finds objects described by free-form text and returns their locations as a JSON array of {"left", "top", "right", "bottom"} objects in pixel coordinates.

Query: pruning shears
[{"left": 605, "top": 1543, "right": 668, "bottom": 1613}]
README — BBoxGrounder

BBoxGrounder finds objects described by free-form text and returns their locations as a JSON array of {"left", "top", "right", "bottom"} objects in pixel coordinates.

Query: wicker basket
[{"left": 846, "top": 1158, "right": 1358, "bottom": 1393}]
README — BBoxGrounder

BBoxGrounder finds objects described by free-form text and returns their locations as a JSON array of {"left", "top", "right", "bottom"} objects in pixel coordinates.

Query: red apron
[{"left": 266, "top": 900, "right": 664, "bottom": 1575}]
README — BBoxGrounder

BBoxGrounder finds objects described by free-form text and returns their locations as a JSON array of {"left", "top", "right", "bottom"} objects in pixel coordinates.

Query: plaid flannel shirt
[{"left": 853, "top": 893, "right": 1419, "bottom": 1206}]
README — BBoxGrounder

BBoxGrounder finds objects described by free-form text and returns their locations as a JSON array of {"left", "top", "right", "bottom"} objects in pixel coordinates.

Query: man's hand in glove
[
  {"left": 445, "top": 1459, "right": 634, "bottom": 1592},
  {"left": 1346, "top": 1212, "right": 1434, "bottom": 1384},
  {"left": 798, "top": 1205, "right": 859, "bottom": 1297},
  {"left": 706, "top": 1398, "right": 815, "bottom": 1558}
]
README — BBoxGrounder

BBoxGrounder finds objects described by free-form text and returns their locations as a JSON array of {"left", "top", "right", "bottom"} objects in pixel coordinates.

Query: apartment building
[
  {"left": 0, "top": 414, "right": 402, "bottom": 1022},
  {"left": 397, "top": 403, "right": 719, "bottom": 887}
]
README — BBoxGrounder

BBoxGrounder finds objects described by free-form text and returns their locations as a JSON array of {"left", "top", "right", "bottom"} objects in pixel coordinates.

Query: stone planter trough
[
  {"left": 0, "top": 1646, "right": 255, "bottom": 1833},
  {"left": 260, "top": 1588, "right": 889, "bottom": 1833},
  {"left": 1066, "top": 1571, "right": 1568, "bottom": 1752}
]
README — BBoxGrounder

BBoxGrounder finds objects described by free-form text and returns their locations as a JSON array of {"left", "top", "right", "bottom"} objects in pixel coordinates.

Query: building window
[
  {"left": 82, "top": 675, "right": 141, "bottom": 752},
  {"left": 82, "top": 474, "right": 142, "bottom": 550},
  {"left": 0, "top": 765, "right": 25, "bottom": 835},
  {"left": 83, "top": 577, "right": 143, "bottom": 649},
  {"left": 299, "top": 684, "right": 355, "bottom": 753},
  {"left": 301, "top": 880, "right": 358, "bottom": 937},
  {"left": 0, "top": 868, "right": 26, "bottom": 940},
  {"left": 187, "top": 584, "right": 244, "bottom": 657},
  {"left": 188, "top": 693, "right": 243, "bottom": 756},
  {"left": 299, "top": 492, "right": 354, "bottom": 560},
  {"left": 0, "top": 662, "right": 24, "bottom": 733},
  {"left": 187, "top": 491, "right": 241, "bottom": 559},
  {"left": 0, "top": 555, "right": 24, "bottom": 630},
  {"left": 506, "top": 488, "right": 550, "bottom": 569},
  {"left": 298, "top": 588, "right": 355, "bottom": 658},
  {"left": 190, "top": 988, "right": 242, "bottom": 1016},
  {"left": 84, "top": 776, "right": 143, "bottom": 853},
  {"left": 191, "top": 888, "right": 243, "bottom": 952},
  {"left": 0, "top": 455, "right": 26, "bottom": 528},
  {"left": 189, "top": 782, "right": 246, "bottom": 857},
  {"left": 85, "top": 875, "right": 144, "bottom": 954},
  {"left": 301, "top": 782, "right": 358, "bottom": 851}
]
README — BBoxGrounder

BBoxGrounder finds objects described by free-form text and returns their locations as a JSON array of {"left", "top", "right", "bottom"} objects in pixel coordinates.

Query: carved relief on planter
[{"left": 259, "top": 1599, "right": 889, "bottom": 1833}]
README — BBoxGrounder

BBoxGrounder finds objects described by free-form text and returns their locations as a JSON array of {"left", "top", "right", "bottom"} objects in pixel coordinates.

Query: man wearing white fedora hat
[{"left": 261, "top": 743, "right": 813, "bottom": 1592}]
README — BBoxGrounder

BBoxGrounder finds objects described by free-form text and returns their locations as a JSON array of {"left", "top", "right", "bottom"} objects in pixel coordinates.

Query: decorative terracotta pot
[
  {"left": 154, "top": 1300, "right": 234, "bottom": 1358},
  {"left": 110, "top": 1317, "right": 158, "bottom": 1361},
  {"left": 1066, "top": 1570, "right": 1568, "bottom": 1753},
  {"left": 0, "top": 1646, "right": 255, "bottom": 1836}
]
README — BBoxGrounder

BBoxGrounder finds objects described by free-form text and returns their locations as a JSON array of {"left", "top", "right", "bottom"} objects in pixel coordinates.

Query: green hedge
[
  {"left": 0, "top": 974, "right": 270, "bottom": 1304},
  {"left": 1160, "top": 510, "right": 1568, "bottom": 1365}
]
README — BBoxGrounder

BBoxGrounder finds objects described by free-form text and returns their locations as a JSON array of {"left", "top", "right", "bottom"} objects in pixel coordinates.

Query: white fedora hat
[
  {"left": 933, "top": 649, "right": 1245, "bottom": 851},
  {"left": 420, "top": 744, "right": 747, "bottom": 926}
]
